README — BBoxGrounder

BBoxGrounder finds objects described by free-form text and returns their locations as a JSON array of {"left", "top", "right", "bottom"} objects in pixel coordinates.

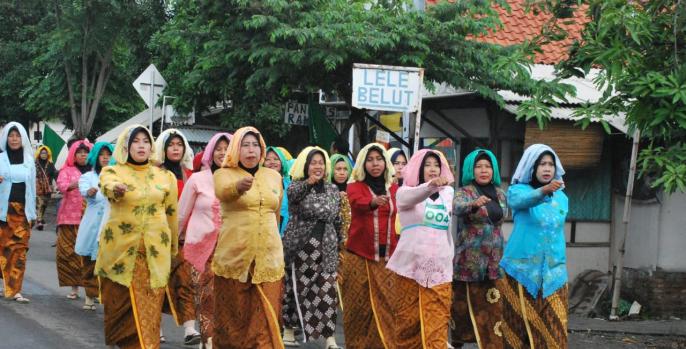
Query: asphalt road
[{"left": 1, "top": 202, "right": 685, "bottom": 348}]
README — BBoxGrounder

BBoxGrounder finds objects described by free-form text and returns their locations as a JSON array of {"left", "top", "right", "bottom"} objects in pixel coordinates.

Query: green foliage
[
  {"left": 152, "top": 0, "right": 574, "bottom": 137},
  {"left": 559, "top": 0, "right": 686, "bottom": 193},
  {"left": 0, "top": 1, "right": 46, "bottom": 123},
  {"left": 1, "top": 1, "right": 168, "bottom": 138}
]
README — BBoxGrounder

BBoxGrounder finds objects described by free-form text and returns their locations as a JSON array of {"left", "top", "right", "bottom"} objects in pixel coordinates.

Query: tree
[
  {"left": 0, "top": 1, "right": 46, "bottom": 124},
  {"left": 558, "top": 0, "right": 686, "bottom": 193},
  {"left": 152, "top": 0, "right": 575, "bottom": 142},
  {"left": 20, "top": 0, "right": 169, "bottom": 138}
]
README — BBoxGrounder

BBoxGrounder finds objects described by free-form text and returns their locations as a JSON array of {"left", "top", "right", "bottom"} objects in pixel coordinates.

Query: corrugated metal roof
[
  {"left": 503, "top": 103, "right": 628, "bottom": 134},
  {"left": 174, "top": 126, "right": 226, "bottom": 144}
]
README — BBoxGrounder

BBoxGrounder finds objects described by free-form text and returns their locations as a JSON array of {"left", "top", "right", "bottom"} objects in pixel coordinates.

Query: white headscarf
[
  {"left": 511, "top": 144, "right": 565, "bottom": 185},
  {"left": 0, "top": 122, "right": 33, "bottom": 166},
  {"left": 154, "top": 128, "right": 194, "bottom": 170}
]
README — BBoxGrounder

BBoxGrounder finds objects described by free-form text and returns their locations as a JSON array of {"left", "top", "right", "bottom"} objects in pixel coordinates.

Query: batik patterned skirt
[
  {"left": 282, "top": 235, "right": 338, "bottom": 341},
  {"left": 101, "top": 242, "right": 165, "bottom": 349},
  {"left": 393, "top": 275, "right": 452, "bottom": 349},
  {"left": 451, "top": 279, "right": 505, "bottom": 349},
  {"left": 213, "top": 273, "right": 284, "bottom": 349},
  {"left": 500, "top": 274, "right": 568, "bottom": 349},
  {"left": 56, "top": 225, "right": 83, "bottom": 287},
  {"left": 339, "top": 250, "right": 397, "bottom": 349},
  {"left": 0, "top": 202, "right": 30, "bottom": 298}
]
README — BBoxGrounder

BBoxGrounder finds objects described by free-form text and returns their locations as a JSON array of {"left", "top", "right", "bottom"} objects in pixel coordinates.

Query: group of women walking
[{"left": 0, "top": 120, "right": 570, "bottom": 349}]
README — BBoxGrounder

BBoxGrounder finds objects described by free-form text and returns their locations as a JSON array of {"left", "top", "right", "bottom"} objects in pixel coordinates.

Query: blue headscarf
[{"left": 511, "top": 144, "right": 565, "bottom": 185}]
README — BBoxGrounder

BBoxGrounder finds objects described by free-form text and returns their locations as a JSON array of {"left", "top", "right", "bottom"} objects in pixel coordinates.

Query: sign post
[
  {"left": 133, "top": 64, "right": 167, "bottom": 131},
  {"left": 351, "top": 63, "right": 424, "bottom": 154}
]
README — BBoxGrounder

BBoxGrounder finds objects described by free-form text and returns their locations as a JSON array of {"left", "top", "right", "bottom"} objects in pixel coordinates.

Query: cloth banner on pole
[{"left": 308, "top": 101, "right": 338, "bottom": 150}]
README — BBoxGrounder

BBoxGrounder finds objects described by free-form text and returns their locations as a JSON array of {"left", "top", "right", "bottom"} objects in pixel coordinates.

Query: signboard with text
[
  {"left": 352, "top": 64, "right": 423, "bottom": 113},
  {"left": 284, "top": 101, "right": 309, "bottom": 125}
]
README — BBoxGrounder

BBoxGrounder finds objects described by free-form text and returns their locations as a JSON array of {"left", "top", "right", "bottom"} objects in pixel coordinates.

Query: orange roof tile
[{"left": 426, "top": 0, "right": 590, "bottom": 64}]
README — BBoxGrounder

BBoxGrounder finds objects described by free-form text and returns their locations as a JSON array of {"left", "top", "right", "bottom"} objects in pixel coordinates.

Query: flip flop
[
  {"left": 66, "top": 292, "right": 79, "bottom": 300},
  {"left": 13, "top": 294, "right": 30, "bottom": 304},
  {"left": 283, "top": 339, "right": 299, "bottom": 347}
]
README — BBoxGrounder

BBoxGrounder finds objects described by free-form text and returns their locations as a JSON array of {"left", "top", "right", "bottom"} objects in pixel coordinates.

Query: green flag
[
  {"left": 308, "top": 102, "right": 338, "bottom": 150},
  {"left": 42, "top": 124, "right": 66, "bottom": 160}
]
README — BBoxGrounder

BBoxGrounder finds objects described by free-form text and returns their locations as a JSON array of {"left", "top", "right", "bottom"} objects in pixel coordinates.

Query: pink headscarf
[
  {"left": 401, "top": 149, "right": 454, "bottom": 187},
  {"left": 201, "top": 132, "right": 233, "bottom": 169},
  {"left": 64, "top": 139, "right": 93, "bottom": 168}
]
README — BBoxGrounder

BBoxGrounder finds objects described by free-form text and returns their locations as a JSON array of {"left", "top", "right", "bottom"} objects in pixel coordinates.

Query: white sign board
[
  {"left": 284, "top": 102, "right": 309, "bottom": 126},
  {"left": 133, "top": 64, "right": 167, "bottom": 108},
  {"left": 352, "top": 64, "right": 423, "bottom": 113}
]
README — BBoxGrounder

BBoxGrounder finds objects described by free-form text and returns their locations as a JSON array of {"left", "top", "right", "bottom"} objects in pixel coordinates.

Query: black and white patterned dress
[{"left": 282, "top": 180, "right": 342, "bottom": 341}]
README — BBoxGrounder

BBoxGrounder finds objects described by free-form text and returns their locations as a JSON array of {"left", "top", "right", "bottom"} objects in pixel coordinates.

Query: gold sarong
[
  {"left": 500, "top": 274, "right": 568, "bottom": 349},
  {"left": 339, "top": 250, "right": 397, "bottom": 349},
  {"left": 393, "top": 275, "right": 452, "bottom": 349},
  {"left": 213, "top": 273, "right": 284, "bottom": 349},
  {"left": 101, "top": 241, "right": 165, "bottom": 349}
]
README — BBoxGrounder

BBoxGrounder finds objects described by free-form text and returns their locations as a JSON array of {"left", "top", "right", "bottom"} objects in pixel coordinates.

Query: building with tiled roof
[{"left": 426, "top": 0, "right": 590, "bottom": 64}]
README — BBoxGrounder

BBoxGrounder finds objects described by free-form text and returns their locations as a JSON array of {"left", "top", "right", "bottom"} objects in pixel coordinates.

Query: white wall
[{"left": 611, "top": 192, "right": 686, "bottom": 272}]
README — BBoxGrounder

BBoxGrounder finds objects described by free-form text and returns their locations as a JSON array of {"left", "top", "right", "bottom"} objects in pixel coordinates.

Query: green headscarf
[
  {"left": 265, "top": 146, "right": 292, "bottom": 177},
  {"left": 461, "top": 148, "right": 501, "bottom": 186},
  {"left": 87, "top": 141, "right": 115, "bottom": 167},
  {"left": 329, "top": 153, "right": 353, "bottom": 182}
]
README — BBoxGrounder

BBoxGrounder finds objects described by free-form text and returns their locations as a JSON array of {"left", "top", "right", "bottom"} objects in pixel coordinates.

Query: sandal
[
  {"left": 66, "top": 292, "right": 79, "bottom": 300},
  {"left": 13, "top": 294, "right": 30, "bottom": 304},
  {"left": 82, "top": 304, "right": 96, "bottom": 311},
  {"left": 283, "top": 339, "right": 298, "bottom": 347}
]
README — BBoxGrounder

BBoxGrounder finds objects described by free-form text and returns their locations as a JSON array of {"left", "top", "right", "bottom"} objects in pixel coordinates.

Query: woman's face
[
  {"left": 39, "top": 149, "right": 48, "bottom": 160},
  {"left": 474, "top": 158, "right": 493, "bottom": 185},
  {"left": 365, "top": 149, "right": 386, "bottom": 178},
  {"left": 264, "top": 150, "right": 282, "bottom": 173},
  {"left": 307, "top": 152, "right": 325, "bottom": 179},
  {"left": 75, "top": 148, "right": 89, "bottom": 166},
  {"left": 129, "top": 131, "right": 152, "bottom": 163},
  {"left": 333, "top": 160, "right": 349, "bottom": 184},
  {"left": 213, "top": 138, "right": 229, "bottom": 168},
  {"left": 422, "top": 156, "right": 441, "bottom": 182},
  {"left": 535, "top": 154, "right": 556, "bottom": 184},
  {"left": 165, "top": 136, "right": 185, "bottom": 162},
  {"left": 98, "top": 148, "right": 112, "bottom": 168},
  {"left": 393, "top": 154, "right": 407, "bottom": 179},
  {"left": 239, "top": 134, "right": 261, "bottom": 169},
  {"left": 7, "top": 129, "right": 22, "bottom": 150}
]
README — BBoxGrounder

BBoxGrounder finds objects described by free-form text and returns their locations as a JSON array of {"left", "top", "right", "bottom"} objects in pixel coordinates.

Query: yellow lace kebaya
[
  {"left": 95, "top": 125, "right": 179, "bottom": 288},
  {"left": 211, "top": 126, "right": 285, "bottom": 284}
]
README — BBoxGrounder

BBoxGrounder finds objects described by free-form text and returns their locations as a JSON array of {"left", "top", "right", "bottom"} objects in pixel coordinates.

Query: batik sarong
[
  {"left": 500, "top": 274, "right": 568, "bottom": 349},
  {"left": 0, "top": 203, "right": 30, "bottom": 298},
  {"left": 451, "top": 279, "right": 504, "bottom": 349}
]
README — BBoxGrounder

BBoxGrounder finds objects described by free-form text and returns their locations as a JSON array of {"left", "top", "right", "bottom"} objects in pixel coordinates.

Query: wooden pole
[{"left": 610, "top": 129, "right": 640, "bottom": 320}]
